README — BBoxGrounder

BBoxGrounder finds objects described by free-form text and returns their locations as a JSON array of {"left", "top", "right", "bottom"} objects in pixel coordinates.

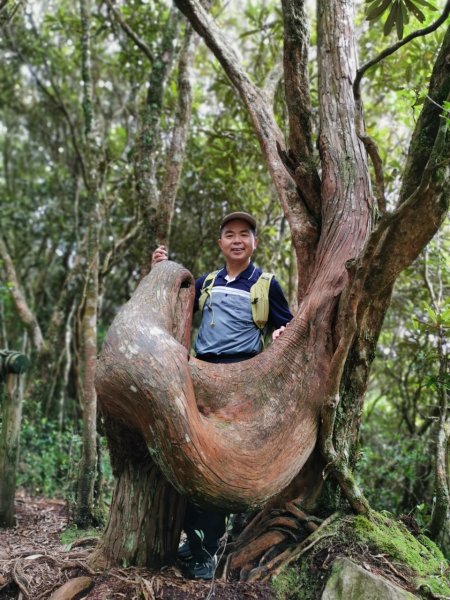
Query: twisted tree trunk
[{"left": 93, "top": 0, "right": 449, "bottom": 576}]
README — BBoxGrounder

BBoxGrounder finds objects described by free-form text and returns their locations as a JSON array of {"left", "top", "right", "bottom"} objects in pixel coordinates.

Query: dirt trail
[{"left": 0, "top": 495, "right": 274, "bottom": 599}]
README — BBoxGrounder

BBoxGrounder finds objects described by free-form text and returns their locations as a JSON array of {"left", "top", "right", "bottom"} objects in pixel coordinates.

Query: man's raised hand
[{"left": 151, "top": 245, "right": 168, "bottom": 268}]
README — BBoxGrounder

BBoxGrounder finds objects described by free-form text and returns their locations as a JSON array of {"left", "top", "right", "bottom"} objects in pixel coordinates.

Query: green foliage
[
  {"left": 356, "top": 428, "right": 432, "bottom": 515},
  {"left": 18, "top": 402, "right": 81, "bottom": 498},
  {"left": 358, "top": 229, "right": 449, "bottom": 522},
  {"left": 0, "top": 0, "right": 447, "bottom": 553},
  {"left": 365, "top": 0, "right": 438, "bottom": 39},
  {"left": 17, "top": 399, "right": 113, "bottom": 503}
]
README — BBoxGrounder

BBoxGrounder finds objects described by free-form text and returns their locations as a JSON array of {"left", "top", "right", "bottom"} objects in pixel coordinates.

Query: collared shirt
[{"left": 194, "top": 262, "right": 293, "bottom": 357}]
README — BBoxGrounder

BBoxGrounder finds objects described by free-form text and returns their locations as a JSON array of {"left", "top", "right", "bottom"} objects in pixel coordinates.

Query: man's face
[{"left": 217, "top": 219, "right": 258, "bottom": 264}]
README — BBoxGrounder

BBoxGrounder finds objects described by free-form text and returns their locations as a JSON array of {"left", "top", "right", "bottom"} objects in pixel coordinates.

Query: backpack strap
[
  {"left": 198, "top": 270, "right": 220, "bottom": 312},
  {"left": 250, "top": 272, "right": 274, "bottom": 330}
]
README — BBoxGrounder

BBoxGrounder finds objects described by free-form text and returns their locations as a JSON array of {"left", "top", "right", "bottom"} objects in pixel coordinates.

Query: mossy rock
[
  {"left": 353, "top": 512, "right": 450, "bottom": 598},
  {"left": 271, "top": 511, "right": 450, "bottom": 600}
]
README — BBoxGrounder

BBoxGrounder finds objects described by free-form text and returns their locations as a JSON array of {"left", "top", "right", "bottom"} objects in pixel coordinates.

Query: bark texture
[
  {"left": 173, "top": 0, "right": 319, "bottom": 303},
  {"left": 75, "top": 0, "right": 101, "bottom": 528},
  {"left": 89, "top": 418, "right": 185, "bottom": 568},
  {"left": 134, "top": 6, "right": 182, "bottom": 273},
  {"left": 96, "top": 256, "right": 332, "bottom": 564},
  {"left": 0, "top": 372, "right": 26, "bottom": 527},
  {"left": 0, "top": 235, "right": 44, "bottom": 354}
]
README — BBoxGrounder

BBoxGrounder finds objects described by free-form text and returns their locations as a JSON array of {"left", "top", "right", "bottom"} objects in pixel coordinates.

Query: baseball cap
[{"left": 220, "top": 211, "right": 257, "bottom": 232}]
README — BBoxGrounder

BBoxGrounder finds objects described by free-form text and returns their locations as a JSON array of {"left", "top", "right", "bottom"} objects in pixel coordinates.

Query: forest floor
[{"left": 0, "top": 494, "right": 275, "bottom": 600}]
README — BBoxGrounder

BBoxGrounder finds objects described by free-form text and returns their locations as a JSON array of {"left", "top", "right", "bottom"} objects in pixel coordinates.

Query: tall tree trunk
[
  {"left": 91, "top": 5, "right": 204, "bottom": 563},
  {"left": 424, "top": 245, "right": 449, "bottom": 544},
  {"left": 0, "top": 376, "right": 22, "bottom": 527},
  {"left": 74, "top": 0, "right": 101, "bottom": 528},
  {"left": 89, "top": 418, "right": 185, "bottom": 568}
]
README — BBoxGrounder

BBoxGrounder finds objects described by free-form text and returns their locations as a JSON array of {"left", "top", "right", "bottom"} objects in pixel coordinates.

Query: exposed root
[
  {"left": 225, "top": 502, "right": 338, "bottom": 581},
  {"left": 242, "top": 513, "right": 339, "bottom": 582}
]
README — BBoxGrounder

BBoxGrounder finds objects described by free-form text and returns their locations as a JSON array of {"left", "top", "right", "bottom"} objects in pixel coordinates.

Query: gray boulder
[{"left": 321, "top": 557, "right": 418, "bottom": 600}]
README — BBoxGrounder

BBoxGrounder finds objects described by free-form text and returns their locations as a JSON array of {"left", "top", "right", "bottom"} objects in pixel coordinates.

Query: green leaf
[
  {"left": 366, "top": 0, "right": 393, "bottom": 20},
  {"left": 413, "top": 0, "right": 437, "bottom": 9},
  {"left": 396, "top": 2, "right": 404, "bottom": 39},
  {"left": 423, "top": 303, "right": 437, "bottom": 322},
  {"left": 384, "top": 2, "right": 398, "bottom": 35},
  {"left": 404, "top": 0, "right": 426, "bottom": 22},
  {"left": 401, "top": 0, "right": 410, "bottom": 24}
]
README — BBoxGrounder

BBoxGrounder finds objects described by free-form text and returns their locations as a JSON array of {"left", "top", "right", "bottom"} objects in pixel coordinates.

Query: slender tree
[{"left": 74, "top": 0, "right": 102, "bottom": 527}]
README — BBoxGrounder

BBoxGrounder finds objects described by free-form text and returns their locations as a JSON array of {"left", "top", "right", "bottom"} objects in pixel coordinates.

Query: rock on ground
[{"left": 321, "top": 557, "right": 419, "bottom": 600}]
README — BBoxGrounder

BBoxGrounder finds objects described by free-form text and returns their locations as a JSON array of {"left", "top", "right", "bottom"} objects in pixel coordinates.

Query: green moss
[
  {"left": 353, "top": 512, "right": 450, "bottom": 597},
  {"left": 417, "top": 534, "right": 446, "bottom": 562},
  {"left": 60, "top": 524, "right": 101, "bottom": 548},
  {"left": 272, "top": 558, "right": 322, "bottom": 600}
]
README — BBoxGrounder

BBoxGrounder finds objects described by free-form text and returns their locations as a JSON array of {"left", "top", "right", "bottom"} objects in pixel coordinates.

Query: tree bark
[
  {"left": 74, "top": 0, "right": 101, "bottom": 528},
  {"left": 134, "top": 6, "right": 182, "bottom": 274},
  {"left": 158, "top": 23, "right": 198, "bottom": 247},
  {"left": 97, "top": 260, "right": 329, "bottom": 510},
  {"left": 334, "top": 24, "right": 450, "bottom": 474},
  {"left": 0, "top": 235, "right": 44, "bottom": 354},
  {"left": 424, "top": 247, "right": 449, "bottom": 542},
  {"left": 173, "top": 0, "right": 319, "bottom": 302},
  {"left": 0, "top": 354, "right": 29, "bottom": 527},
  {"left": 89, "top": 418, "right": 185, "bottom": 568}
]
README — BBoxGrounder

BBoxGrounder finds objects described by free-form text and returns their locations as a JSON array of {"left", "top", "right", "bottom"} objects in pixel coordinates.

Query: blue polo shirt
[{"left": 194, "top": 262, "right": 293, "bottom": 358}]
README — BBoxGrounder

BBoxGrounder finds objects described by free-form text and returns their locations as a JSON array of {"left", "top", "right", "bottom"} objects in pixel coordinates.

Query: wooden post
[{"left": 0, "top": 350, "right": 30, "bottom": 527}]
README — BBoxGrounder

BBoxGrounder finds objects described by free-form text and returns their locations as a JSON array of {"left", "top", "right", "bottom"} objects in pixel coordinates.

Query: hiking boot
[
  {"left": 177, "top": 540, "right": 192, "bottom": 561},
  {"left": 180, "top": 556, "right": 217, "bottom": 580}
]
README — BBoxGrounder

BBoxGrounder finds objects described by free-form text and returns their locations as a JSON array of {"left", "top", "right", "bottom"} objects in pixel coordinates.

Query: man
[{"left": 151, "top": 211, "right": 292, "bottom": 579}]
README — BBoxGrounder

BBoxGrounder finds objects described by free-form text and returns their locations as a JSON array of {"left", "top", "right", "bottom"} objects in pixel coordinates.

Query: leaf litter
[{"left": 0, "top": 495, "right": 274, "bottom": 599}]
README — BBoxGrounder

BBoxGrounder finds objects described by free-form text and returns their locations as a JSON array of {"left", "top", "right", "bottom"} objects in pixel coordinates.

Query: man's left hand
[{"left": 272, "top": 325, "right": 286, "bottom": 342}]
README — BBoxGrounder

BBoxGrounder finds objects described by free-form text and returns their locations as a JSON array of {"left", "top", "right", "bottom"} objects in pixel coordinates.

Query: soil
[{"left": 0, "top": 494, "right": 275, "bottom": 600}]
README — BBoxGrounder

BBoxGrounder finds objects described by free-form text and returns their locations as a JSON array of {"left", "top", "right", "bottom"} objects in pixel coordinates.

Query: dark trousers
[{"left": 184, "top": 503, "right": 227, "bottom": 560}]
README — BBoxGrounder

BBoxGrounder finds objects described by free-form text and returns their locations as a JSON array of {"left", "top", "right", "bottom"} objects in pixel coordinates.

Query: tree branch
[
  {"left": 262, "top": 54, "right": 283, "bottom": 106},
  {"left": 354, "top": 1, "right": 450, "bottom": 100},
  {"left": 358, "top": 133, "right": 386, "bottom": 214},
  {"left": 0, "top": 235, "right": 45, "bottom": 354},
  {"left": 173, "top": 0, "right": 285, "bottom": 156},
  {"left": 0, "top": 0, "right": 22, "bottom": 25},
  {"left": 422, "top": 246, "right": 449, "bottom": 541},
  {"left": 280, "top": 0, "right": 321, "bottom": 218},
  {"left": 134, "top": 5, "right": 182, "bottom": 274},
  {"left": 158, "top": 25, "right": 197, "bottom": 247},
  {"left": 363, "top": 26, "right": 450, "bottom": 297},
  {"left": 173, "top": 0, "right": 320, "bottom": 300},
  {"left": 2, "top": 25, "right": 89, "bottom": 187},
  {"left": 101, "top": 221, "right": 140, "bottom": 276},
  {"left": 105, "top": 0, "right": 153, "bottom": 63}
]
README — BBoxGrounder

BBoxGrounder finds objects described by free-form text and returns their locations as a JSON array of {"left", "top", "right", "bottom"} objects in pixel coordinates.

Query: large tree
[{"left": 92, "top": 0, "right": 449, "bottom": 579}]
